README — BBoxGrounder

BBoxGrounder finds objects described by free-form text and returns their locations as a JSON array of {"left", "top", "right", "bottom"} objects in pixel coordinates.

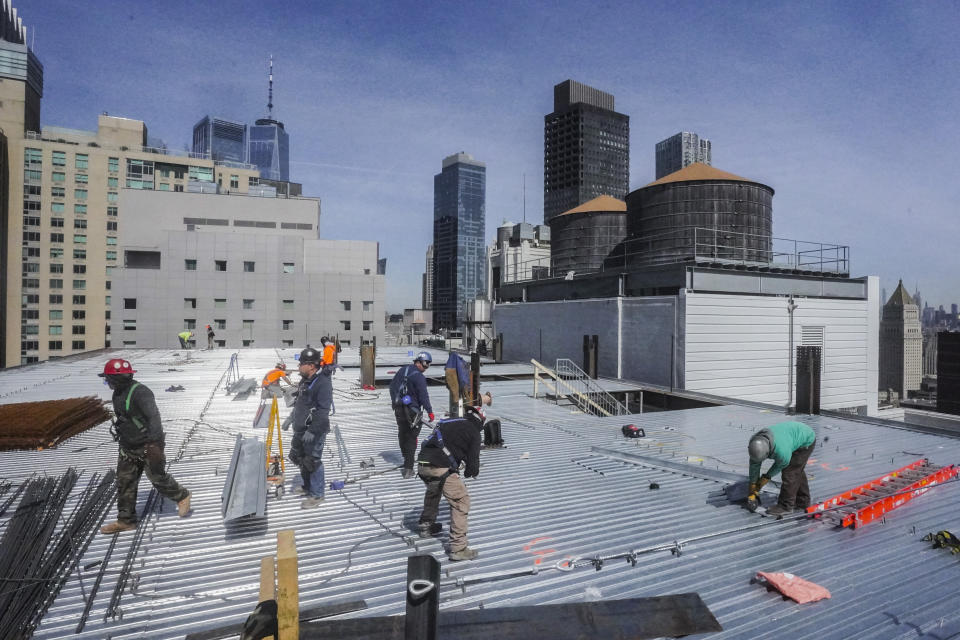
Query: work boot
[
  {"left": 177, "top": 492, "right": 192, "bottom": 517},
  {"left": 448, "top": 547, "right": 478, "bottom": 562},
  {"left": 101, "top": 521, "right": 136, "bottom": 535},
  {"left": 418, "top": 522, "right": 442, "bottom": 538},
  {"left": 301, "top": 496, "right": 325, "bottom": 509},
  {"left": 766, "top": 504, "right": 791, "bottom": 519}
]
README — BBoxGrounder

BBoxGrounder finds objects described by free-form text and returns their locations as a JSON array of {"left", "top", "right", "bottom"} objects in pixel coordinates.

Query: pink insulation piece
[{"left": 755, "top": 571, "right": 831, "bottom": 604}]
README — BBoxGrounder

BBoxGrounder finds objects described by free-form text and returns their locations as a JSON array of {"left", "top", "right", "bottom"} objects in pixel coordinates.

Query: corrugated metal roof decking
[{"left": 0, "top": 348, "right": 958, "bottom": 639}]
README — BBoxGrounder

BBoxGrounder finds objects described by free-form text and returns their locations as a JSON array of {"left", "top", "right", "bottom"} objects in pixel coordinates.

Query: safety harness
[
  {"left": 418, "top": 422, "right": 459, "bottom": 490},
  {"left": 113, "top": 382, "right": 150, "bottom": 455}
]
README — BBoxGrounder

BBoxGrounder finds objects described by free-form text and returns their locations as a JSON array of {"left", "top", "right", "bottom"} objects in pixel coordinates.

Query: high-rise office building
[
  {"left": 248, "top": 56, "right": 289, "bottom": 181},
  {"left": 879, "top": 280, "right": 922, "bottom": 398},
  {"left": 543, "top": 79, "right": 629, "bottom": 223},
  {"left": 422, "top": 244, "right": 433, "bottom": 310},
  {"left": 655, "top": 131, "right": 712, "bottom": 179},
  {"left": 192, "top": 116, "right": 247, "bottom": 164},
  {"left": 432, "top": 153, "right": 485, "bottom": 331},
  {"left": 0, "top": 2, "right": 261, "bottom": 367}
]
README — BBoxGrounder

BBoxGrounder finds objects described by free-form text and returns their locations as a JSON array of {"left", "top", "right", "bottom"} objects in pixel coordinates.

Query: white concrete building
[
  {"left": 111, "top": 189, "right": 384, "bottom": 349},
  {"left": 487, "top": 222, "right": 551, "bottom": 299}
]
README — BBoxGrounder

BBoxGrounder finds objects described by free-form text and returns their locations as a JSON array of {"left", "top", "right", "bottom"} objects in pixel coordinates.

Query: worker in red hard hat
[{"left": 98, "top": 358, "right": 192, "bottom": 534}]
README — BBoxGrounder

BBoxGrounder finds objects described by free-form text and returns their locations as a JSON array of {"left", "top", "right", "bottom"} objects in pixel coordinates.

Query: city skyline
[{"left": 23, "top": 1, "right": 960, "bottom": 309}]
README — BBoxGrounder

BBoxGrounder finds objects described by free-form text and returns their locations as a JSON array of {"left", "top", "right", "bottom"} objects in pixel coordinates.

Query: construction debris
[{"left": 0, "top": 397, "right": 110, "bottom": 450}]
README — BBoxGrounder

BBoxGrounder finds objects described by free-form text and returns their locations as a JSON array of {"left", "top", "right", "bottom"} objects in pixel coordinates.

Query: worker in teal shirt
[{"left": 747, "top": 421, "right": 817, "bottom": 517}]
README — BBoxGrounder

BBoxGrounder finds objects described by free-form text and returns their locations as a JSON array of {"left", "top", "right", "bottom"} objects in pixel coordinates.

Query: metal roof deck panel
[{"left": 2, "top": 349, "right": 959, "bottom": 639}]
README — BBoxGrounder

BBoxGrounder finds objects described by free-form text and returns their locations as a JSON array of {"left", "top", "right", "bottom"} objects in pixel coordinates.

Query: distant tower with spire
[
  {"left": 247, "top": 55, "right": 290, "bottom": 181},
  {"left": 879, "top": 279, "right": 922, "bottom": 400}
]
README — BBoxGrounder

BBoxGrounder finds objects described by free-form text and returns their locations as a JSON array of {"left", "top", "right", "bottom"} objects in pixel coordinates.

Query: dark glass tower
[
  {"left": 543, "top": 79, "right": 629, "bottom": 223},
  {"left": 432, "top": 153, "right": 486, "bottom": 331},
  {"left": 248, "top": 118, "right": 289, "bottom": 180},
  {"left": 192, "top": 116, "right": 247, "bottom": 163}
]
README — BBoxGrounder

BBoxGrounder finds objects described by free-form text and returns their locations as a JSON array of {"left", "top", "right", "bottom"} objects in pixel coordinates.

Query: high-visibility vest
[
  {"left": 322, "top": 343, "right": 336, "bottom": 365},
  {"left": 262, "top": 369, "right": 286, "bottom": 387}
]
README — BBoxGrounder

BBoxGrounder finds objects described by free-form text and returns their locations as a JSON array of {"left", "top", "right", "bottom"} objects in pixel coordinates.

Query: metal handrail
[{"left": 530, "top": 359, "right": 627, "bottom": 418}]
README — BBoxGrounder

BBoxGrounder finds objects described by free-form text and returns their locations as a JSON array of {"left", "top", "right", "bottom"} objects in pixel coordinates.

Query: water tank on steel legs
[
  {"left": 625, "top": 163, "right": 774, "bottom": 266},
  {"left": 549, "top": 196, "right": 627, "bottom": 274}
]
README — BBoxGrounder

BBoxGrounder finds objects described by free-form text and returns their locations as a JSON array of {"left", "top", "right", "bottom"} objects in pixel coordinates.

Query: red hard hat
[{"left": 98, "top": 358, "right": 136, "bottom": 377}]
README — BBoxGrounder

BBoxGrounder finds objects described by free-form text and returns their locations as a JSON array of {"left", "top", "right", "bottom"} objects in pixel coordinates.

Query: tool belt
[{"left": 418, "top": 465, "right": 455, "bottom": 492}]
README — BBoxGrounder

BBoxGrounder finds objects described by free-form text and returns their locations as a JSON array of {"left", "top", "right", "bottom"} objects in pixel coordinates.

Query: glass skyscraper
[
  {"left": 192, "top": 116, "right": 247, "bottom": 164},
  {"left": 655, "top": 131, "right": 712, "bottom": 179},
  {"left": 432, "top": 153, "right": 486, "bottom": 331},
  {"left": 248, "top": 118, "right": 289, "bottom": 181}
]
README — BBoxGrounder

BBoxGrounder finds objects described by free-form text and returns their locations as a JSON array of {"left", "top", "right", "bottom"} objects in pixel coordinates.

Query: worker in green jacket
[
  {"left": 747, "top": 421, "right": 817, "bottom": 518},
  {"left": 177, "top": 330, "right": 194, "bottom": 349}
]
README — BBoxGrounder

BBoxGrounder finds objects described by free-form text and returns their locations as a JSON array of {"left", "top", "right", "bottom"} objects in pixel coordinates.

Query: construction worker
[
  {"left": 261, "top": 362, "right": 292, "bottom": 399},
  {"left": 416, "top": 399, "right": 491, "bottom": 562},
  {"left": 205, "top": 324, "right": 215, "bottom": 350},
  {"left": 98, "top": 358, "right": 191, "bottom": 534},
  {"left": 177, "top": 330, "right": 193, "bottom": 349},
  {"left": 320, "top": 336, "right": 337, "bottom": 367},
  {"left": 444, "top": 352, "right": 470, "bottom": 417},
  {"left": 289, "top": 346, "right": 333, "bottom": 508},
  {"left": 747, "top": 421, "right": 817, "bottom": 517},
  {"left": 389, "top": 351, "right": 434, "bottom": 478}
]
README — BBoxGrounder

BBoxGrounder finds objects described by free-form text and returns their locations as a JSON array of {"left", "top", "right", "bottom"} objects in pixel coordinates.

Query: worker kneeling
[
  {"left": 747, "top": 421, "right": 817, "bottom": 518},
  {"left": 417, "top": 404, "right": 489, "bottom": 562}
]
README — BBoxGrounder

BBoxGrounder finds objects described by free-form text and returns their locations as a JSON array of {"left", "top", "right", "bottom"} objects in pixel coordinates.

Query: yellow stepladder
[{"left": 264, "top": 395, "right": 286, "bottom": 496}]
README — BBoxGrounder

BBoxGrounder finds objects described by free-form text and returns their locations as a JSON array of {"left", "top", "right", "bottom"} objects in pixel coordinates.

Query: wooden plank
[
  {"left": 259, "top": 555, "right": 276, "bottom": 603},
  {"left": 276, "top": 530, "right": 298, "bottom": 640},
  {"left": 300, "top": 593, "right": 722, "bottom": 639}
]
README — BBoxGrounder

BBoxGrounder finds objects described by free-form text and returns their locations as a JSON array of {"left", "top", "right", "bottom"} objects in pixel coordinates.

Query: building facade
[
  {"left": 248, "top": 118, "right": 289, "bottom": 181},
  {"left": 192, "top": 116, "right": 247, "bottom": 164},
  {"left": 879, "top": 280, "right": 923, "bottom": 397},
  {"left": 432, "top": 152, "right": 485, "bottom": 331},
  {"left": 111, "top": 189, "right": 384, "bottom": 348},
  {"left": 487, "top": 221, "right": 551, "bottom": 299},
  {"left": 422, "top": 244, "right": 433, "bottom": 310},
  {"left": 655, "top": 131, "right": 712, "bottom": 179},
  {"left": 543, "top": 79, "right": 629, "bottom": 223}
]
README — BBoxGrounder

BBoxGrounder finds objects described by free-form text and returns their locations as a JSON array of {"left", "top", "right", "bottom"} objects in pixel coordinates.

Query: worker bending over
[
  {"left": 177, "top": 330, "right": 193, "bottom": 349},
  {"left": 417, "top": 396, "right": 492, "bottom": 562},
  {"left": 747, "top": 421, "right": 817, "bottom": 517},
  {"left": 261, "top": 362, "right": 293, "bottom": 399}
]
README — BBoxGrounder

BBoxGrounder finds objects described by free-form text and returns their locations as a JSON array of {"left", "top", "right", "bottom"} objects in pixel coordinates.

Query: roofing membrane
[{"left": 1, "top": 347, "right": 959, "bottom": 639}]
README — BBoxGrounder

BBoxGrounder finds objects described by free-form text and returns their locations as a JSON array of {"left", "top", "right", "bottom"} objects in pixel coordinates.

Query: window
[
  {"left": 242, "top": 320, "right": 254, "bottom": 330},
  {"left": 189, "top": 166, "right": 214, "bottom": 181},
  {"left": 74, "top": 219, "right": 87, "bottom": 229},
  {"left": 107, "top": 221, "right": 117, "bottom": 231},
  {"left": 106, "top": 237, "right": 117, "bottom": 246},
  {"left": 22, "top": 278, "right": 39, "bottom": 289},
  {"left": 75, "top": 173, "right": 88, "bottom": 184},
  {"left": 106, "top": 251, "right": 116, "bottom": 260},
  {"left": 72, "top": 325, "right": 85, "bottom": 335},
  {"left": 52, "top": 171, "right": 65, "bottom": 182},
  {"left": 23, "top": 216, "right": 40, "bottom": 226},
  {"left": 74, "top": 234, "right": 87, "bottom": 244},
  {"left": 122, "top": 341, "right": 136, "bottom": 347},
  {"left": 282, "top": 299, "right": 294, "bottom": 310},
  {"left": 363, "top": 320, "right": 374, "bottom": 331},
  {"left": 50, "top": 294, "right": 63, "bottom": 304},
  {"left": 215, "top": 298, "right": 227, "bottom": 308},
  {"left": 49, "top": 264, "right": 63, "bottom": 274},
  {"left": 50, "top": 233, "right": 65, "bottom": 243},
  {"left": 73, "top": 295, "right": 85, "bottom": 305},
  {"left": 107, "top": 177, "right": 118, "bottom": 188},
  {"left": 108, "top": 157, "right": 119, "bottom": 172},
  {"left": 215, "top": 319, "right": 226, "bottom": 330},
  {"left": 50, "top": 248, "right": 64, "bottom": 259},
  {"left": 242, "top": 299, "right": 254, "bottom": 309},
  {"left": 123, "top": 319, "right": 136, "bottom": 331},
  {"left": 215, "top": 260, "right": 227, "bottom": 271},
  {"left": 73, "top": 264, "right": 86, "bottom": 274},
  {"left": 107, "top": 206, "right": 118, "bottom": 217},
  {"left": 282, "top": 262, "right": 295, "bottom": 274},
  {"left": 51, "top": 218, "right": 64, "bottom": 227},
  {"left": 49, "top": 310, "right": 63, "bottom": 320},
  {"left": 49, "top": 340, "right": 62, "bottom": 350},
  {"left": 184, "top": 298, "right": 196, "bottom": 309},
  {"left": 242, "top": 339, "right": 254, "bottom": 347},
  {"left": 52, "top": 151, "right": 66, "bottom": 166},
  {"left": 74, "top": 189, "right": 87, "bottom": 200},
  {"left": 25, "top": 248, "right": 40, "bottom": 258},
  {"left": 215, "top": 339, "right": 226, "bottom": 347},
  {"left": 49, "top": 278, "right": 63, "bottom": 289},
  {"left": 74, "top": 204, "right": 87, "bottom": 215},
  {"left": 72, "top": 340, "right": 85, "bottom": 350},
  {"left": 72, "top": 310, "right": 86, "bottom": 320},
  {"left": 282, "top": 320, "right": 294, "bottom": 330},
  {"left": 158, "top": 183, "right": 170, "bottom": 191},
  {"left": 49, "top": 325, "right": 62, "bottom": 335},
  {"left": 73, "top": 279, "right": 86, "bottom": 290},
  {"left": 340, "top": 300, "right": 351, "bottom": 311},
  {"left": 362, "top": 300, "right": 373, "bottom": 311},
  {"left": 73, "top": 249, "right": 86, "bottom": 260},
  {"left": 24, "top": 231, "right": 41, "bottom": 242},
  {"left": 75, "top": 153, "right": 88, "bottom": 169},
  {"left": 230, "top": 175, "right": 239, "bottom": 189},
  {"left": 243, "top": 261, "right": 255, "bottom": 272},
  {"left": 51, "top": 202, "right": 65, "bottom": 213},
  {"left": 24, "top": 325, "right": 39, "bottom": 335},
  {"left": 107, "top": 192, "right": 118, "bottom": 202},
  {"left": 51, "top": 187, "right": 65, "bottom": 198},
  {"left": 24, "top": 148, "right": 42, "bottom": 165},
  {"left": 104, "top": 296, "right": 109, "bottom": 306},
  {"left": 21, "top": 309, "right": 39, "bottom": 320},
  {"left": 174, "top": 184, "right": 184, "bottom": 192},
  {"left": 124, "top": 298, "right": 137, "bottom": 310},
  {"left": 184, "top": 319, "right": 196, "bottom": 329},
  {"left": 249, "top": 176, "right": 260, "bottom": 186},
  {"left": 185, "top": 259, "right": 197, "bottom": 270},
  {"left": 126, "top": 159, "right": 155, "bottom": 189},
  {"left": 282, "top": 339, "right": 294, "bottom": 347},
  {"left": 341, "top": 320, "right": 351, "bottom": 331}
]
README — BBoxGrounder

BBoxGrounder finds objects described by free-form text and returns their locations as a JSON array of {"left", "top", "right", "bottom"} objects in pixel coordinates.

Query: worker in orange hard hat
[
  {"left": 205, "top": 324, "right": 216, "bottom": 350},
  {"left": 261, "top": 362, "right": 293, "bottom": 399}
]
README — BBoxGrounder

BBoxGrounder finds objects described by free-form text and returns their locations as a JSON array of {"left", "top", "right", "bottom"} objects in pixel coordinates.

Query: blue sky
[{"left": 25, "top": 0, "right": 960, "bottom": 310}]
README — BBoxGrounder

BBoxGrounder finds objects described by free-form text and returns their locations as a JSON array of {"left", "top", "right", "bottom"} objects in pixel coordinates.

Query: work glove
[
  {"left": 757, "top": 476, "right": 770, "bottom": 490},
  {"left": 748, "top": 482, "right": 758, "bottom": 496},
  {"left": 746, "top": 494, "right": 760, "bottom": 512},
  {"left": 428, "top": 413, "right": 435, "bottom": 422}
]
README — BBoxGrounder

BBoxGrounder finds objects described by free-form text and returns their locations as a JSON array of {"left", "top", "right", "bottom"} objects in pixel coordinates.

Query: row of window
[
  {"left": 22, "top": 294, "right": 88, "bottom": 305},
  {"left": 174, "top": 319, "right": 372, "bottom": 332},
  {"left": 22, "top": 324, "right": 87, "bottom": 335},
  {"left": 23, "top": 263, "right": 90, "bottom": 274},
  {"left": 22, "top": 278, "right": 89, "bottom": 290},
  {"left": 21, "top": 340, "right": 85, "bottom": 352},
  {"left": 22, "top": 217, "right": 108, "bottom": 230},
  {"left": 23, "top": 232, "right": 117, "bottom": 245},
  {"left": 24, "top": 149, "right": 91, "bottom": 169},
  {"left": 185, "top": 259, "right": 296, "bottom": 273},
  {"left": 177, "top": 297, "right": 373, "bottom": 311}
]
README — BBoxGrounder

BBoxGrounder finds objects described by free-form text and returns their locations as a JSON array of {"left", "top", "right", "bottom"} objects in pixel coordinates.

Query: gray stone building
[
  {"left": 879, "top": 280, "right": 922, "bottom": 398},
  {"left": 111, "top": 189, "right": 384, "bottom": 349},
  {"left": 655, "top": 132, "right": 712, "bottom": 179}
]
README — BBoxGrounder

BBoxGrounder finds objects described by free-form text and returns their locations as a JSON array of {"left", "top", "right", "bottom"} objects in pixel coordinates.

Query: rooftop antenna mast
[{"left": 267, "top": 54, "right": 274, "bottom": 119}]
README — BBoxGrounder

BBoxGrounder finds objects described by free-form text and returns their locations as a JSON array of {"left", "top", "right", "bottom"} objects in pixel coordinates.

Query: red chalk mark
[{"left": 524, "top": 536, "right": 557, "bottom": 565}]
